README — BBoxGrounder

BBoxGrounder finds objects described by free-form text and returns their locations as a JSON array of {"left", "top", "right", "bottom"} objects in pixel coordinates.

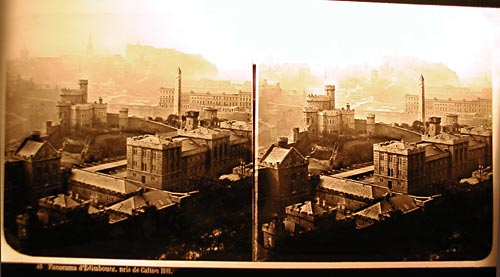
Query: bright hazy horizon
[{"left": 4, "top": 0, "right": 500, "bottom": 80}]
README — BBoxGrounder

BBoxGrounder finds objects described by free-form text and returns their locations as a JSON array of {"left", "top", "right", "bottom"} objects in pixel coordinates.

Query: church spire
[{"left": 87, "top": 32, "right": 94, "bottom": 56}]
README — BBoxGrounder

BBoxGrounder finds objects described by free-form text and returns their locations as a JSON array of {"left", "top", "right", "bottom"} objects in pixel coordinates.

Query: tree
[
  {"left": 166, "top": 114, "right": 180, "bottom": 128},
  {"left": 411, "top": 120, "right": 424, "bottom": 133},
  {"left": 400, "top": 123, "right": 411, "bottom": 130}
]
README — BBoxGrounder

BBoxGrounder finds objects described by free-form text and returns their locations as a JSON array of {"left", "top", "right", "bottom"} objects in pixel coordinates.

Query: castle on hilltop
[
  {"left": 56, "top": 79, "right": 107, "bottom": 132},
  {"left": 303, "top": 85, "right": 355, "bottom": 142}
]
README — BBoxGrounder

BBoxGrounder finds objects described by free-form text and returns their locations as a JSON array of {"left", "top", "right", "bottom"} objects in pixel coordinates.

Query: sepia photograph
[
  {"left": 1, "top": 0, "right": 498, "bottom": 275},
  {"left": 1, "top": 0, "right": 255, "bottom": 268},
  {"left": 254, "top": 0, "right": 498, "bottom": 266}
]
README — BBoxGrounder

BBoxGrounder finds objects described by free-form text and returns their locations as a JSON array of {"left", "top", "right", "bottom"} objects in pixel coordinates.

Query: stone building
[
  {"left": 12, "top": 131, "right": 63, "bottom": 201},
  {"left": 303, "top": 85, "right": 355, "bottom": 142},
  {"left": 403, "top": 94, "right": 420, "bottom": 116},
  {"left": 37, "top": 194, "right": 91, "bottom": 227},
  {"left": 67, "top": 169, "right": 143, "bottom": 206},
  {"left": 374, "top": 140, "right": 429, "bottom": 195},
  {"left": 373, "top": 117, "right": 492, "bottom": 195},
  {"left": 258, "top": 138, "right": 311, "bottom": 221},
  {"left": 106, "top": 190, "right": 190, "bottom": 224},
  {"left": 460, "top": 126, "right": 492, "bottom": 166},
  {"left": 56, "top": 79, "right": 107, "bottom": 132},
  {"left": 314, "top": 176, "right": 389, "bottom": 214},
  {"left": 126, "top": 112, "right": 251, "bottom": 191},
  {"left": 403, "top": 93, "right": 492, "bottom": 126},
  {"left": 126, "top": 135, "right": 184, "bottom": 190},
  {"left": 283, "top": 200, "right": 337, "bottom": 235},
  {"left": 159, "top": 68, "right": 252, "bottom": 114},
  {"left": 353, "top": 194, "right": 419, "bottom": 229}
]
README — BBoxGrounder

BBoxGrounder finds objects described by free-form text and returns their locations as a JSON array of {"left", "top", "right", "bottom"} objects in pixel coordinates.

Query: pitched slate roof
[
  {"left": 142, "top": 190, "right": 176, "bottom": 210},
  {"left": 16, "top": 140, "right": 44, "bottom": 158},
  {"left": 296, "top": 201, "right": 329, "bottom": 216},
  {"left": 107, "top": 195, "right": 147, "bottom": 215},
  {"left": 418, "top": 142, "right": 448, "bottom": 158},
  {"left": 262, "top": 147, "right": 290, "bottom": 164},
  {"left": 70, "top": 169, "right": 142, "bottom": 195},
  {"left": 83, "top": 159, "right": 128, "bottom": 172},
  {"left": 174, "top": 137, "right": 207, "bottom": 153},
  {"left": 355, "top": 201, "right": 393, "bottom": 221},
  {"left": 319, "top": 176, "right": 389, "bottom": 200},
  {"left": 354, "top": 194, "right": 418, "bottom": 221},
  {"left": 388, "top": 194, "right": 418, "bottom": 213},
  {"left": 332, "top": 165, "right": 374, "bottom": 178},
  {"left": 40, "top": 194, "right": 82, "bottom": 209}
]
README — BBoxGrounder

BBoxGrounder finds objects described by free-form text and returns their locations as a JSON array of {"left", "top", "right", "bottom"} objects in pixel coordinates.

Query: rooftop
[
  {"left": 422, "top": 132, "right": 469, "bottom": 145},
  {"left": 416, "top": 142, "right": 448, "bottom": 158},
  {"left": 178, "top": 126, "right": 229, "bottom": 139},
  {"left": 107, "top": 195, "right": 147, "bottom": 215},
  {"left": 172, "top": 137, "right": 207, "bottom": 154},
  {"left": 142, "top": 190, "right": 177, "bottom": 209},
  {"left": 82, "top": 159, "right": 127, "bottom": 172},
  {"left": 374, "top": 140, "right": 425, "bottom": 154},
  {"left": 331, "top": 165, "right": 374, "bottom": 178},
  {"left": 127, "top": 134, "right": 181, "bottom": 149},
  {"left": 15, "top": 140, "right": 44, "bottom": 158},
  {"left": 287, "top": 201, "right": 333, "bottom": 216},
  {"left": 220, "top": 120, "right": 252, "bottom": 131},
  {"left": 319, "top": 176, "right": 389, "bottom": 200},
  {"left": 354, "top": 194, "right": 418, "bottom": 221},
  {"left": 260, "top": 147, "right": 290, "bottom": 164},
  {"left": 70, "top": 169, "right": 142, "bottom": 195},
  {"left": 39, "top": 194, "right": 83, "bottom": 209}
]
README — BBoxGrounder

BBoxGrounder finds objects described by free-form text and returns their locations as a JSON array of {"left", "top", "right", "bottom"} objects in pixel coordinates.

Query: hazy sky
[{"left": 5, "top": 0, "right": 500, "bottom": 79}]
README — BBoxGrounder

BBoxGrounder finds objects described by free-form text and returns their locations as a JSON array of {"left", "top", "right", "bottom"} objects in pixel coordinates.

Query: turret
[
  {"left": 445, "top": 114, "right": 459, "bottom": 133},
  {"left": 427, "top": 116, "right": 441, "bottom": 136},
  {"left": 292, "top": 126, "right": 300, "bottom": 143},
  {"left": 366, "top": 113, "right": 375, "bottom": 136},
  {"left": 79, "top": 79, "right": 88, "bottom": 103},
  {"left": 325, "top": 85, "right": 335, "bottom": 110},
  {"left": 119, "top": 107, "right": 129, "bottom": 130},
  {"left": 203, "top": 107, "right": 218, "bottom": 128},
  {"left": 185, "top": 111, "right": 199, "bottom": 131}
]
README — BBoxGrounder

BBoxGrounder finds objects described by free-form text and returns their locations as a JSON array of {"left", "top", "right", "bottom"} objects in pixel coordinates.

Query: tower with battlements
[
  {"left": 56, "top": 79, "right": 107, "bottom": 132},
  {"left": 303, "top": 85, "right": 355, "bottom": 142}
]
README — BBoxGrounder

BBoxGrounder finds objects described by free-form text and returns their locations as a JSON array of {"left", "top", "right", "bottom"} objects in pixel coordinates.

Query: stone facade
[
  {"left": 126, "top": 112, "right": 251, "bottom": 191},
  {"left": 13, "top": 132, "right": 63, "bottom": 201},
  {"left": 373, "top": 141, "right": 427, "bottom": 195},
  {"left": 373, "top": 120, "right": 492, "bottom": 195},
  {"left": 258, "top": 141, "right": 310, "bottom": 220},
  {"left": 127, "top": 135, "right": 183, "bottom": 190},
  {"left": 159, "top": 68, "right": 251, "bottom": 114},
  {"left": 403, "top": 94, "right": 492, "bottom": 126},
  {"left": 303, "top": 85, "right": 355, "bottom": 142},
  {"left": 56, "top": 79, "right": 107, "bottom": 132}
]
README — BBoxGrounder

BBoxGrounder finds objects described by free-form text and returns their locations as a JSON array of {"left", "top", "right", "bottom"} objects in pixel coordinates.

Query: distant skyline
[{"left": 4, "top": 0, "right": 500, "bottom": 81}]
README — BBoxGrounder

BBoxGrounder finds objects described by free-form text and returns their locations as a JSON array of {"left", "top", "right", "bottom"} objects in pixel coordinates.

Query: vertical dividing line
[{"left": 252, "top": 63, "right": 259, "bottom": 262}]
